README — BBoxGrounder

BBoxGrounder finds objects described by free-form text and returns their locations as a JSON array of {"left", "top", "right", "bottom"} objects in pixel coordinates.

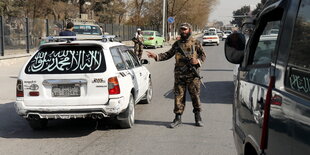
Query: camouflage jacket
[{"left": 157, "top": 36, "right": 206, "bottom": 77}]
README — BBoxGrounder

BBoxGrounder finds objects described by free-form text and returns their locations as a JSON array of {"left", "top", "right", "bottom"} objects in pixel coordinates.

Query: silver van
[{"left": 224, "top": 0, "right": 310, "bottom": 154}]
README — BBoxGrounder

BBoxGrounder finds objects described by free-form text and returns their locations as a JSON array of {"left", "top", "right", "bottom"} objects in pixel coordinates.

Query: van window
[
  {"left": 73, "top": 25, "right": 102, "bottom": 35},
  {"left": 247, "top": 19, "right": 282, "bottom": 85},
  {"left": 25, "top": 45, "right": 106, "bottom": 74},
  {"left": 285, "top": 0, "right": 310, "bottom": 98},
  {"left": 110, "top": 47, "right": 127, "bottom": 70}
]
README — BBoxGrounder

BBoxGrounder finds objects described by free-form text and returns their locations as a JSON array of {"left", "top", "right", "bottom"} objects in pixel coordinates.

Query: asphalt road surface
[{"left": 0, "top": 37, "right": 237, "bottom": 155}]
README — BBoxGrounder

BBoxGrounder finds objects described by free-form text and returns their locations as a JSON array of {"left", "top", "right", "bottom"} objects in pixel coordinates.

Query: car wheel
[
  {"left": 118, "top": 94, "right": 135, "bottom": 129},
  {"left": 141, "top": 78, "right": 153, "bottom": 104},
  {"left": 217, "top": 43, "right": 219, "bottom": 46},
  {"left": 27, "top": 119, "right": 48, "bottom": 130}
]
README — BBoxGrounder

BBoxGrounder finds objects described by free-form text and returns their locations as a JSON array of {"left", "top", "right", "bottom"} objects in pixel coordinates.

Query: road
[{"left": 0, "top": 38, "right": 237, "bottom": 155}]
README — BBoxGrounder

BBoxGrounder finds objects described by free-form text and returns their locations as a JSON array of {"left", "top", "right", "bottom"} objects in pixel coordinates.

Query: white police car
[{"left": 15, "top": 36, "right": 152, "bottom": 129}]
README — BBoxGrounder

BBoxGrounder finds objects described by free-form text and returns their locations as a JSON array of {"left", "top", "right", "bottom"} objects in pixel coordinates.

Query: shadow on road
[
  {"left": 163, "top": 81, "right": 234, "bottom": 104},
  {"left": 0, "top": 102, "right": 121, "bottom": 139},
  {"left": 135, "top": 119, "right": 196, "bottom": 128}
]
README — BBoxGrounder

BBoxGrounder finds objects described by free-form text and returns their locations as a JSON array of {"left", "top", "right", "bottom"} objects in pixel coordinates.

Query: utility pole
[{"left": 162, "top": 0, "right": 166, "bottom": 40}]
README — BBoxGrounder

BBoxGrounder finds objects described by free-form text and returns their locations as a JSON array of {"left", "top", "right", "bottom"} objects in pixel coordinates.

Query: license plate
[{"left": 52, "top": 84, "right": 80, "bottom": 97}]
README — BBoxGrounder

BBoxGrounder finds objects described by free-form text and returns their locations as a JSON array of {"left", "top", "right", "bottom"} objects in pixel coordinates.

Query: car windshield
[
  {"left": 143, "top": 31, "right": 154, "bottom": 36},
  {"left": 25, "top": 45, "right": 106, "bottom": 74},
  {"left": 73, "top": 25, "right": 102, "bottom": 35},
  {"left": 204, "top": 32, "right": 216, "bottom": 36}
]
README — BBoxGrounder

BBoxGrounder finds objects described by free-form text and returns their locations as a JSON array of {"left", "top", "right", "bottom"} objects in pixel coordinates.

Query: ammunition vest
[{"left": 175, "top": 37, "right": 198, "bottom": 67}]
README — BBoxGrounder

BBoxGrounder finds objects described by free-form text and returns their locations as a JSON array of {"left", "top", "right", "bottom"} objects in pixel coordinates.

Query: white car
[
  {"left": 222, "top": 30, "right": 232, "bottom": 40},
  {"left": 208, "top": 27, "right": 217, "bottom": 33},
  {"left": 202, "top": 32, "right": 220, "bottom": 46},
  {"left": 15, "top": 36, "right": 152, "bottom": 129}
]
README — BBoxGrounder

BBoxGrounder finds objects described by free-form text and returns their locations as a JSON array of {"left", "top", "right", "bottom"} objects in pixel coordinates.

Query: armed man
[
  {"left": 146, "top": 23, "right": 206, "bottom": 128},
  {"left": 132, "top": 28, "right": 144, "bottom": 60}
]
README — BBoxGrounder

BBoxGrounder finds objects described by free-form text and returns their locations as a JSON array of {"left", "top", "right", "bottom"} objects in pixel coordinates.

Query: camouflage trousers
[
  {"left": 174, "top": 76, "right": 201, "bottom": 114},
  {"left": 134, "top": 43, "right": 143, "bottom": 60}
]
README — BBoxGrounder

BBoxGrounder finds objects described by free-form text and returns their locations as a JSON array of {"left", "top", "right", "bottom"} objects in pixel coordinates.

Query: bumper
[
  {"left": 15, "top": 97, "right": 126, "bottom": 119},
  {"left": 203, "top": 39, "right": 219, "bottom": 44}
]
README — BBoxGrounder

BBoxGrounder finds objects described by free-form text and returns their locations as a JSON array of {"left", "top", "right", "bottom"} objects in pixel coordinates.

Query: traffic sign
[{"left": 168, "top": 17, "right": 175, "bottom": 23}]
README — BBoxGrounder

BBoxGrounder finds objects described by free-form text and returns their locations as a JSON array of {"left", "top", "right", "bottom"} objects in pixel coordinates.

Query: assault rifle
[
  {"left": 177, "top": 43, "right": 206, "bottom": 88},
  {"left": 132, "top": 37, "right": 143, "bottom": 45}
]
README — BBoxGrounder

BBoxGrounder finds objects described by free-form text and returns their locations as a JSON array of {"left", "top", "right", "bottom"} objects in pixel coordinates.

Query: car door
[
  {"left": 119, "top": 46, "right": 144, "bottom": 101},
  {"left": 282, "top": 1, "right": 310, "bottom": 154},
  {"left": 126, "top": 48, "right": 148, "bottom": 98},
  {"left": 236, "top": 6, "right": 294, "bottom": 154}
]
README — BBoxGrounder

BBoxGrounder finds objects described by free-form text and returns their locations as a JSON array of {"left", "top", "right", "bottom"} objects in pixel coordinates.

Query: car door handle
[{"left": 140, "top": 72, "right": 142, "bottom": 76}]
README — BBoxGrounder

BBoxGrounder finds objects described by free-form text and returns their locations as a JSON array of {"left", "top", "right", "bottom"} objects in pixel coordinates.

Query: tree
[
  {"left": 91, "top": 0, "right": 126, "bottom": 24},
  {"left": 252, "top": 0, "right": 268, "bottom": 16},
  {"left": 230, "top": 5, "right": 250, "bottom": 27}
]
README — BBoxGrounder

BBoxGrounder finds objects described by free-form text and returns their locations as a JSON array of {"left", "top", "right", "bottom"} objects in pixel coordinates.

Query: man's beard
[{"left": 180, "top": 32, "right": 191, "bottom": 40}]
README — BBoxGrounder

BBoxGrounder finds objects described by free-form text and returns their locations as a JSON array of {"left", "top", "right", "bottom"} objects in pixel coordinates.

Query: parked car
[
  {"left": 73, "top": 24, "right": 102, "bottom": 35},
  {"left": 202, "top": 32, "right": 220, "bottom": 46},
  {"left": 70, "top": 19, "right": 103, "bottom": 36},
  {"left": 224, "top": 0, "right": 310, "bottom": 154},
  {"left": 142, "top": 30, "right": 165, "bottom": 48},
  {"left": 15, "top": 36, "right": 153, "bottom": 130}
]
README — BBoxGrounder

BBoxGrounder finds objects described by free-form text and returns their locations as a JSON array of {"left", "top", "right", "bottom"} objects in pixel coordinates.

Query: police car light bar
[{"left": 42, "top": 35, "right": 117, "bottom": 43}]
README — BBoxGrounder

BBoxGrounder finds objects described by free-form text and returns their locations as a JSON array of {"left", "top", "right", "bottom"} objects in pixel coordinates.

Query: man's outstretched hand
[{"left": 146, "top": 51, "right": 157, "bottom": 59}]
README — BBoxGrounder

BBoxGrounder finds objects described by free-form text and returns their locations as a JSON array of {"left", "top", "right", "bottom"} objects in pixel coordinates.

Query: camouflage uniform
[
  {"left": 134, "top": 33, "right": 144, "bottom": 60},
  {"left": 156, "top": 36, "right": 206, "bottom": 114}
]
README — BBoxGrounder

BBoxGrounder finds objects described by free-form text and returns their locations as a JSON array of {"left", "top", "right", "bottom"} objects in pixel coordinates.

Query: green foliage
[{"left": 231, "top": 5, "right": 250, "bottom": 27}]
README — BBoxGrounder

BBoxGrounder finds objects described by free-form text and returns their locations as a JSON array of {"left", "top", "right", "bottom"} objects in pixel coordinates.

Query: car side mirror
[
  {"left": 224, "top": 32, "right": 246, "bottom": 64},
  {"left": 140, "top": 59, "right": 149, "bottom": 65}
]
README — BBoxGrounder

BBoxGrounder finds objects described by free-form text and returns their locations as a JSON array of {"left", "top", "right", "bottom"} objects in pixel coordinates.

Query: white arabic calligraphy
[
  {"left": 27, "top": 50, "right": 102, "bottom": 73},
  {"left": 290, "top": 74, "right": 310, "bottom": 94}
]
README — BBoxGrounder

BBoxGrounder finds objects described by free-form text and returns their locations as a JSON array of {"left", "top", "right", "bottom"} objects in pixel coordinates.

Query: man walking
[{"left": 146, "top": 23, "right": 206, "bottom": 128}]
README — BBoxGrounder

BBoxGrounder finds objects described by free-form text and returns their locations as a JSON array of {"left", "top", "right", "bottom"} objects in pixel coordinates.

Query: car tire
[
  {"left": 217, "top": 43, "right": 219, "bottom": 46},
  {"left": 140, "top": 78, "right": 153, "bottom": 104},
  {"left": 27, "top": 119, "right": 48, "bottom": 130},
  {"left": 118, "top": 94, "right": 135, "bottom": 129}
]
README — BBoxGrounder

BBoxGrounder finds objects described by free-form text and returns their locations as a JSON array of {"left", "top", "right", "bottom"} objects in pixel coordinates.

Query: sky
[{"left": 209, "top": 0, "right": 262, "bottom": 25}]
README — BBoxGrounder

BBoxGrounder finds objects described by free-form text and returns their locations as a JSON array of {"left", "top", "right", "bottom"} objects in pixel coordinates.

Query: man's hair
[{"left": 66, "top": 22, "right": 74, "bottom": 29}]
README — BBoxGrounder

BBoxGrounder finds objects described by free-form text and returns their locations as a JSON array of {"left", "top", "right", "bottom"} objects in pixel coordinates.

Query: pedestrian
[
  {"left": 146, "top": 23, "right": 206, "bottom": 128},
  {"left": 132, "top": 28, "right": 144, "bottom": 60},
  {"left": 59, "top": 22, "right": 76, "bottom": 40}
]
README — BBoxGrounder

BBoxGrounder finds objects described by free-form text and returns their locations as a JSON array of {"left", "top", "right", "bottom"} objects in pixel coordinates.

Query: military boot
[
  {"left": 194, "top": 112, "right": 204, "bottom": 127},
  {"left": 169, "top": 114, "right": 182, "bottom": 128}
]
